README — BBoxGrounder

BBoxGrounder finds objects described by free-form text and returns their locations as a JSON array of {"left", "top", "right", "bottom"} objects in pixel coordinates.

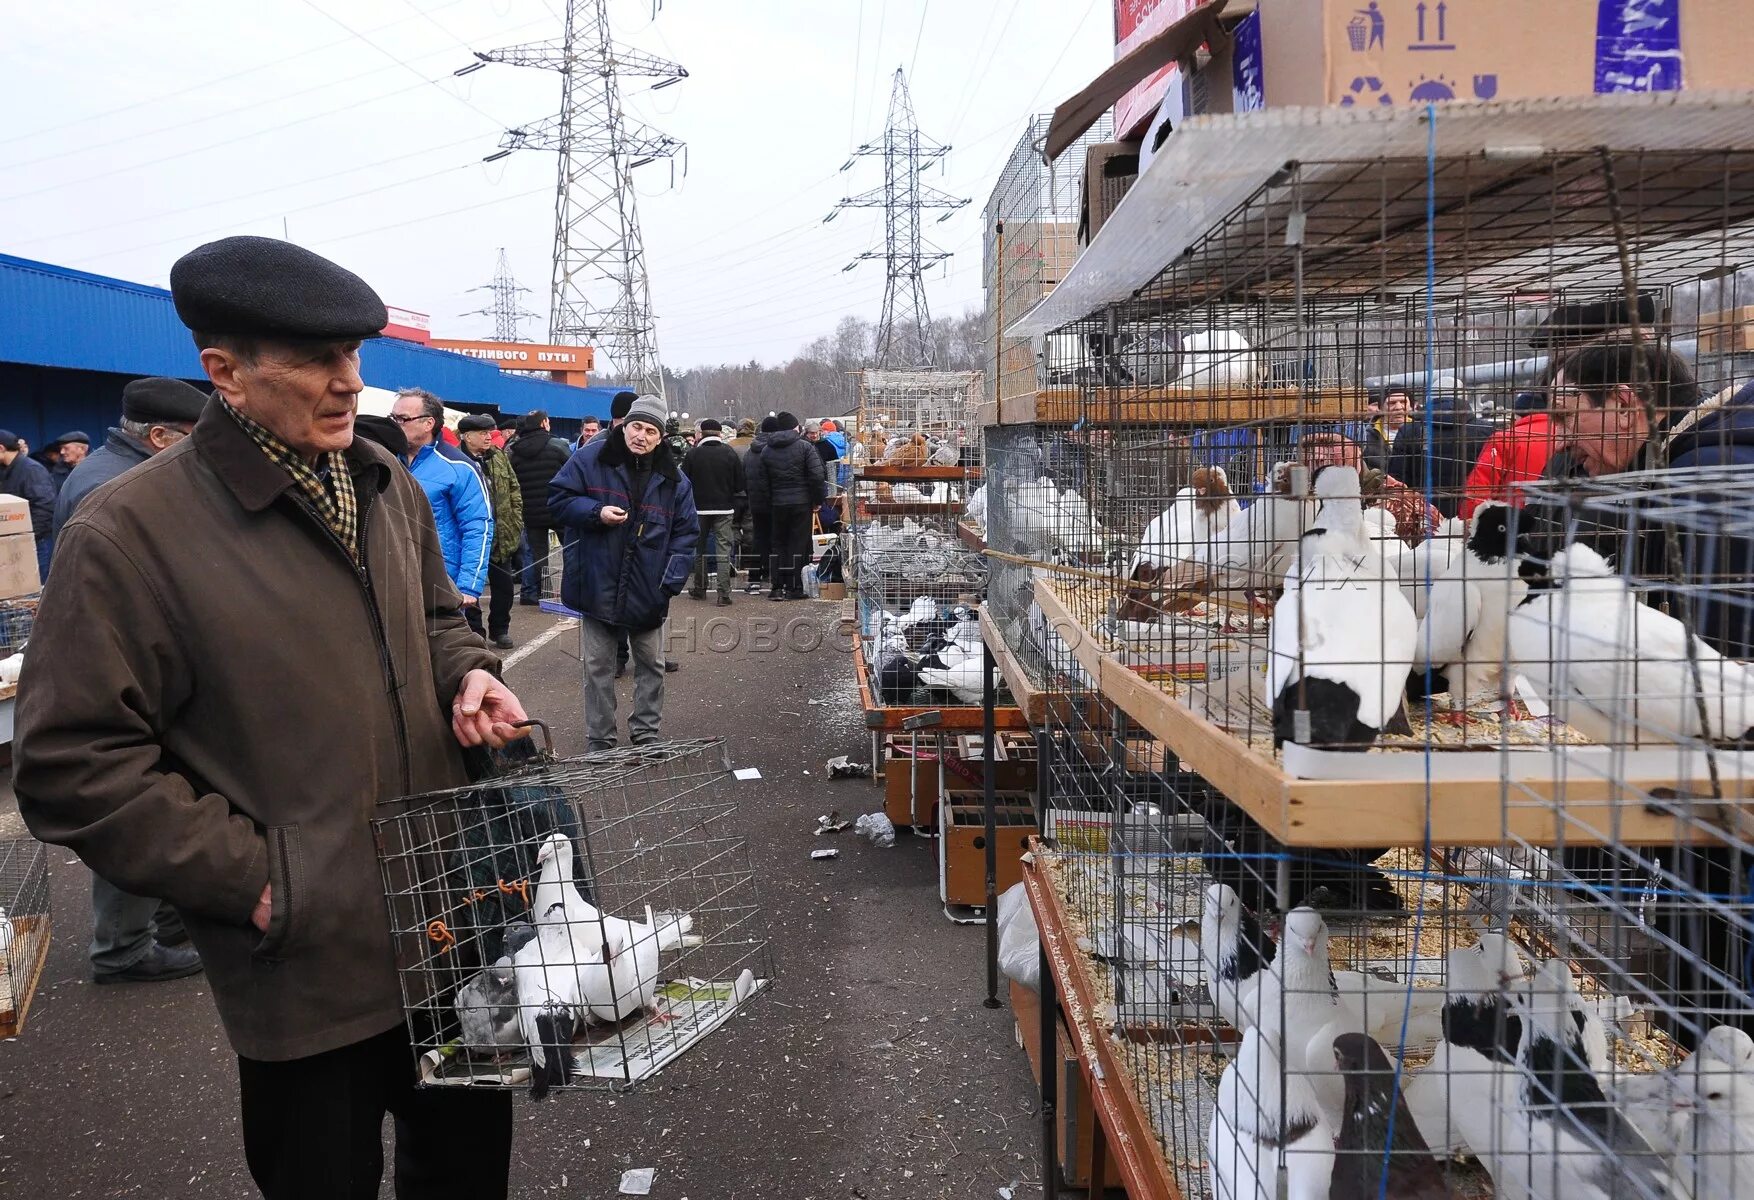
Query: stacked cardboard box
[{"left": 0, "top": 496, "right": 39, "bottom": 600}]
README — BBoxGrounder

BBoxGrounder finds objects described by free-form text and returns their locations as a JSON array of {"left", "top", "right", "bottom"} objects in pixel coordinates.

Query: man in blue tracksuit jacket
[
  {"left": 391, "top": 388, "right": 492, "bottom": 608},
  {"left": 549, "top": 393, "right": 697, "bottom": 751}
]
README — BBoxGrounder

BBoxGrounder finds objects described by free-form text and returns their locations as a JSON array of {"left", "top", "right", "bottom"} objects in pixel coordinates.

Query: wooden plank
[
  {"left": 1032, "top": 578, "right": 1734, "bottom": 849},
  {"left": 979, "top": 605, "right": 1046, "bottom": 725},
  {"left": 1025, "top": 854, "right": 1180, "bottom": 1200},
  {"left": 996, "top": 391, "right": 1043, "bottom": 426},
  {"left": 851, "top": 637, "right": 1030, "bottom": 732},
  {"left": 956, "top": 520, "right": 988, "bottom": 553},
  {"left": 1031, "top": 385, "right": 1369, "bottom": 427},
  {"left": 854, "top": 465, "right": 977, "bottom": 483}
]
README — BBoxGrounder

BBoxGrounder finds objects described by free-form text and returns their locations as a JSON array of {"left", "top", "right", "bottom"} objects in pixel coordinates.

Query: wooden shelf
[
  {"left": 854, "top": 501, "right": 966, "bottom": 518},
  {"left": 978, "top": 605, "right": 1046, "bottom": 726},
  {"left": 1032, "top": 580, "right": 1745, "bottom": 849},
  {"left": 853, "top": 464, "right": 977, "bottom": 483},
  {"left": 955, "top": 520, "right": 988, "bottom": 552},
  {"left": 850, "top": 638, "right": 1029, "bottom": 733},
  {"left": 1024, "top": 853, "right": 1179, "bottom": 1200},
  {"left": 986, "top": 385, "right": 1368, "bottom": 428}
]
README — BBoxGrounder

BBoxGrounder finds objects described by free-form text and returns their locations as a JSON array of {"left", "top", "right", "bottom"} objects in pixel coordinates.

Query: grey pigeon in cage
[
  {"left": 1330, "top": 1032, "right": 1452, "bottom": 1200},
  {"left": 1207, "top": 1025, "right": 1335, "bottom": 1200},
  {"left": 1617, "top": 1026, "right": 1754, "bottom": 1200},
  {"left": 1409, "top": 503, "right": 1528, "bottom": 708},
  {"left": 1456, "top": 958, "right": 1676, "bottom": 1200},
  {"left": 1268, "top": 466, "right": 1417, "bottom": 749},
  {"left": 455, "top": 920, "right": 536, "bottom": 1056},
  {"left": 1199, "top": 883, "right": 1277, "bottom": 1033},
  {"left": 1508, "top": 542, "right": 1754, "bottom": 748}
]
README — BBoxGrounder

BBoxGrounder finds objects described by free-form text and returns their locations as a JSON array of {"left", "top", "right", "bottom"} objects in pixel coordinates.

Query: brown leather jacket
[{"left": 14, "top": 397, "right": 497, "bottom": 1061}]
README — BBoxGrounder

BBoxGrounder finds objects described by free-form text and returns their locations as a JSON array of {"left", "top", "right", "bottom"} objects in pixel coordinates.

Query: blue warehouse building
[{"left": 0, "top": 252, "right": 618, "bottom": 443}]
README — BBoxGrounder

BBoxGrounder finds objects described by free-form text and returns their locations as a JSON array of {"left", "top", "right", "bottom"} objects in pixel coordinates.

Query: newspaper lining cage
[
  {"left": 997, "top": 98, "right": 1754, "bottom": 1200},
  {"left": 0, "top": 836, "right": 51, "bottom": 1039},
  {"left": 372, "top": 734, "right": 770, "bottom": 1093}
]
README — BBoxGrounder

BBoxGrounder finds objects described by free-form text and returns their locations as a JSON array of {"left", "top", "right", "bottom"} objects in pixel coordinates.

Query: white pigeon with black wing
[
  {"left": 916, "top": 659, "right": 985, "bottom": 704},
  {"left": 1509, "top": 542, "right": 1754, "bottom": 746},
  {"left": 1406, "top": 936, "right": 1526, "bottom": 1158},
  {"left": 1412, "top": 503, "right": 1528, "bottom": 706},
  {"left": 1199, "top": 883, "right": 1277, "bottom": 1033},
  {"left": 1267, "top": 466, "right": 1417, "bottom": 748},
  {"left": 1208, "top": 1026, "right": 1336, "bottom": 1200}
]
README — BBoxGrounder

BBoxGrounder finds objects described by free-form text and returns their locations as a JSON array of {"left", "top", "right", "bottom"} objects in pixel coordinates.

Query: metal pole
[
  {"left": 1039, "top": 932, "right": 1060, "bottom": 1200},
  {"left": 982, "top": 639, "right": 1001, "bottom": 1008}
]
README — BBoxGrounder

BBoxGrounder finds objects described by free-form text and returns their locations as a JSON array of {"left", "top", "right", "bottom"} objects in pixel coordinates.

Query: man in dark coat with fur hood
[{"left": 549, "top": 394, "right": 698, "bottom": 751}]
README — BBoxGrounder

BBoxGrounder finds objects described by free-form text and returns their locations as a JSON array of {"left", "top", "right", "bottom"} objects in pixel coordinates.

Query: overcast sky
[{"left": 5, "top": 0, "right": 1113, "bottom": 372}]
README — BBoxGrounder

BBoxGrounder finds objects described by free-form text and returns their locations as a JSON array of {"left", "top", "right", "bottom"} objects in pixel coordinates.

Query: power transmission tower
[
  {"left": 831, "top": 67, "right": 968, "bottom": 368},
  {"left": 463, "top": 248, "right": 540, "bottom": 342},
  {"left": 469, "top": 1, "right": 684, "bottom": 396}
]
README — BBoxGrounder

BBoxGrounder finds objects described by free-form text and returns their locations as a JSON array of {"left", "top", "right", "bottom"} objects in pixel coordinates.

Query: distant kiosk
[{"left": 428, "top": 338, "right": 596, "bottom": 387}]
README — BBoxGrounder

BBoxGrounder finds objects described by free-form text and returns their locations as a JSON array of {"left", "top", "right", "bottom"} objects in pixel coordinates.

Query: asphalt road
[{"left": 0, "top": 596, "right": 1044, "bottom": 1200}]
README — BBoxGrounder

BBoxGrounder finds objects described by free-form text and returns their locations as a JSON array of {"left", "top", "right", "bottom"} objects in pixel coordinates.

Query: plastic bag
[
  {"left": 826, "top": 756, "right": 873, "bottom": 779},
  {"left": 996, "top": 881, "right": 1040, "bottom": 992},
  {"left": 853, "top": 812, "right": 896, "bottom": 848}
]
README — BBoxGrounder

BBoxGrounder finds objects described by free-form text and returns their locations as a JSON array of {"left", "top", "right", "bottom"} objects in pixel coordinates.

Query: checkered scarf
[{"left": 223, "top": 401, "right": 360, "bottom": 562}]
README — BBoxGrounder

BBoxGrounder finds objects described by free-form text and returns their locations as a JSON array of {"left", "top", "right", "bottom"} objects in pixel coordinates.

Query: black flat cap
[
  {"left": 123, "top": 377, "right": 208, "bottom": 425},
  {"left": 1529, "top": 293, "right": 1657, "bottom": 350},
  {"left": 46, "top": 430, "right": 91, "bottom": 448},
  {"left": 170, "top": 236, "right": 388, "bottom": 341},
  {"left": 456, "top": 414, "right": 495, "bottom": 434}
]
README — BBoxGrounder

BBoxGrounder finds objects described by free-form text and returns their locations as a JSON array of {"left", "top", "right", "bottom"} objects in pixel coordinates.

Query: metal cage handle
[{"left": 510, "top": 718, "right": 554, "bottom": 760}]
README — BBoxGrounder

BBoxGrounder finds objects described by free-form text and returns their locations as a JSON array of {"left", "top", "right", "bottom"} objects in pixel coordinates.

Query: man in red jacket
[{"left": 1459, "top": 397, "right": 1557, "bottom": 520}]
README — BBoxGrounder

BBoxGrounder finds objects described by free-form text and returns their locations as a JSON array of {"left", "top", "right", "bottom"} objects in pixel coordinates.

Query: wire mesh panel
[
  {"left": 983, "top": 113, "right": 1111, "bottom": 411},
  {"left": 0, "top": 599, "right": 34, "bottom": 658},
  {"left": 853, "top": 512, "right": 991, "bottom": 707},
  {"left": 852, "top": 369, "right": 982, "bottom": 463},
  {"left": 372, "top": 737, "right": 770, "bottom": 1094},
  {"left": 0, "top": 837, "right": 51, "bottom": 1038}
]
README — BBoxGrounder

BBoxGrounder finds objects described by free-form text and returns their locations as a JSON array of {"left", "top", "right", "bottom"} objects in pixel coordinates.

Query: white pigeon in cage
[
  {"left": 965, "top": 483, "right": 987, "bottom": 532},
  {"left": 511, "top": 913, "right": 592, "bottom": 1098},
  {"left": 1410, "top": 503, "right": 1528, "bottom": 708},
  {"left": 1167, "top": 460, "right": 1315, "bottom": 604},
  {"left": 1508, "top": 542, "right": 1754, "bottom": 747},
  {"left": 1268, "top": 466, "right": 1417, "bottom": 749},
  {"left": 1617, "top": 1024, "right": 1754, "bottom": 1191},
  {"left": 0, "top": 904, "right": 12, "bottom": 957},
  {"left": 1252, "top": 908, "right": 1366, "bottom": 1128},
  {"left": 1458, "top": 958, "right": 1677, "bottom": 1200},
  {"left": 1405, "top": 936, "right": 1526, "bottom": 1158},
  {"left": 1177, "top": 329, "right": 1265, "bottom": 390},
  {"left": 1199, "top": 883, "right": 1277, "bottom": 1033},
  {"left": 1208, "top": 1025, "right": 1336, "bottom": 1200},
  {"left": 917, "top": 659, "right": 985, "bottom": 704},
  {"left": 896, "top": 595, "right": 939, "bottom": 632},
  {"left": 1128, "top": 466, "right": 1240, "bottom": 577}
]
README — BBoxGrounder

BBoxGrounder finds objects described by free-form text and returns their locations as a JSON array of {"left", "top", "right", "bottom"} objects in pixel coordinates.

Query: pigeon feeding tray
[{"left": 373, "top": 736, "right": 773, "bottom": 1092}]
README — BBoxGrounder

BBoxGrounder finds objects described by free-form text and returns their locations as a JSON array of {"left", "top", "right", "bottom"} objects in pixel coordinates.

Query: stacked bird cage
[
  {"left": 0, "top": 598, "right": 33, "bottom": 658},
  {"left": 853, "top": 510, "right": 991, "bottom": 707},
  {"left": 0, "top": 836, "right": 51, "bottom": 1038},
  {"left": 982, "top": 113, "right": 1111, "bottom": 414},
  {"left": 372, "top": 736, "right": 771, "bottom": 1094},
  {"left": 850, "top": 369, "right": 982, "bottom": 475}
]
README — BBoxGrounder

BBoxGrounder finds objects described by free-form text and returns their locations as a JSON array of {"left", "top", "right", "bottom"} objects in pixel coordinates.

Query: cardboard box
[
  {"left": 0, "top": 535, "right": 41, "bottom": 601},
  {"left": 0, "top": 496, "right": 32, "bottom": 539},
  {"left": 1256, "top": 0, "right": 1740, "bottom": 111},
  {"left": 817, "top": 582, "right": 846, "bottom": 602},
  {"left": 1010, "top": 979, "right": 1126, "bottom": 1191},
  {"left": 1698, "top": 306, "right": 1754, "bottom": 356},
  {"left": 1080, "top": 140, "right": 1141, "bottom": 248}
]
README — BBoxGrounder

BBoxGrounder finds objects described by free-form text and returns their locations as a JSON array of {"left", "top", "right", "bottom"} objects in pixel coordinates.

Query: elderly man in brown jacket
[{"left": 13, "top": 236, "right": 531, "bottom": 1200}]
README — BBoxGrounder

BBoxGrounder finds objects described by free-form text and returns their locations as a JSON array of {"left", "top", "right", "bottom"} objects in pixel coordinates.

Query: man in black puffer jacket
[
  {"left": 747, "top": 411, "right": 826, "bottom": 600},
  {"left": 740, "top": 417, "right": 777, "bottom": 593},
  {"left": 506, "top": 409, "right": 572, "bottom": 604}
]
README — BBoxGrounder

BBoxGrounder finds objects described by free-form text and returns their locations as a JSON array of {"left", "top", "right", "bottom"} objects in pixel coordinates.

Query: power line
[
  {"left": 907, "top": 0, "right": 932, "bottom": 81},
  {"left": 944, "top": 0, "right": 1023, "bottom": 138},
  {"left": 848, "top": 0, "right": 866, "bottom": 144}
]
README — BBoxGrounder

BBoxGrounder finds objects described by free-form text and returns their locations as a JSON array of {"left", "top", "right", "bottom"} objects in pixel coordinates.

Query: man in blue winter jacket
[
  {"left": 549, "top": 393, "right": 697, "bottom": 751},
  {"left": 391, "top": 388, "right": 492, "bottom": 615}
]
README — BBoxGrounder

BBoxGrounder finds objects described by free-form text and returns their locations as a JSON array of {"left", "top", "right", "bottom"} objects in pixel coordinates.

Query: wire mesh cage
[
  {"left": 853, "top": 512, "right": 992, "bottom": 708},
  {"left": 0, "top": 836, "right": 51, "bottom": 1038},
  {"left": 0, "top": 599, "right": 34, "bottom": 659},
  {"left": 372, "top": 736, "right": 771, "bottom": 1094},
  {"left": 983, "top": 113, "right": 1111, "bottom": 412},
  {"left": 851, "top": 369, "right": 982, "bottom": 468}
]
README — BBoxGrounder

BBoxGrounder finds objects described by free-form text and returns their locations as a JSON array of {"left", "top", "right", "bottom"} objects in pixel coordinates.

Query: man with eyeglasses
[
  {"left": 50, "top": 375, "right": 210, "bottom": 987},
  {"left": 391, "top": 387, "right": 493, "bottom": 628}
]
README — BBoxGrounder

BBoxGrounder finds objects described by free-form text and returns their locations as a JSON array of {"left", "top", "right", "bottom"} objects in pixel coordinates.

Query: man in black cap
[
  {"left": 14, "top": 235, "right": 529, "bottom": 1199},
  {"left": 681, "top": 418, "right": 743, "bottom": 606},
  {"left": 506, "top": 409, "right": 571, "bottom": 605},
  {"left": 748, "top": 411, "right": 826, "bottom": 600},
  {"left": 34, "top": 431, "right": 91, "bottom": 497},
  {"left": 53, "top": 378, "right": 205, "bottom": 542},
  {"left": 457, "top": 413, "right": 523, "bottom": 648},
  {"left": 0, "top": 430, "right": 56, "bottom": 580},
  {"left": 739, "top": 415, "right": 778, "bottom": 593}
]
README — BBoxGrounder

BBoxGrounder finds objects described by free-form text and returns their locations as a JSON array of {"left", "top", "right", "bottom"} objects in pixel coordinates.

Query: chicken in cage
[
  {"left": 371, "top": 734, "right": 770, "bottom": 1095},
  {"left": 0, "top": 836, "right": 51, "bottom": 1038}
]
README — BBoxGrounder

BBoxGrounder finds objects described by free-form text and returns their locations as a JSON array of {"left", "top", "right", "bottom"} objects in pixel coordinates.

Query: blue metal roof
[{"left": 0, "top": 251, "right": 590, "bottom": 415}]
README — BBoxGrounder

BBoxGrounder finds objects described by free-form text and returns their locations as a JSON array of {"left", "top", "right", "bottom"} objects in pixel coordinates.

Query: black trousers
[
  {"left": 464, "top": 560, "right": 516, "bottom": 640},
  {"left": 238, "top": 1024, "right": 512, "bottom": 1200},
  {"left": 769, "top": 504, "right": 813, "bottom": 596},
  {"left": 746, "top": 509, "right": 771, "bottom": 585}
]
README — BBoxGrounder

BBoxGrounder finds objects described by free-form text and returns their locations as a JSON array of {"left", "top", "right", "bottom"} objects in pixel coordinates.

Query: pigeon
[
  {"left": 1331, "top": 1031, "right": 1453, "bottom": 1200},
  {"left": 1509, "top": 542, "right": 1754, "bottom": 747},
  {"left": 1253, "top": 907, "right": 1367, "bottom": 1127},
  {"left": 896, "top": 595, "right": 939, "bottom": 632},
  {"left": 1410, "top": 502, "right": 1529, "bottom": 707},
  {"left": 1179, "top": 330, "right": 1265, "bottom": 390},
  {"left": 1129, "top": 466, "right": 1240, "bottom": 576},
  {"left": 511, "top": 912, "right": 591, "bottom": 1098},
  {"left": 1163, "top": 461, "right": 1316, "bottom": 605},
  {"left": 1462, "top": 958, "right": 1676, "bottom": 1200},
  {"left": 917, "top": 659, "right": 985, "bottom": 704},
  {"left": 1208, "top": 1025, "right": 1336, "bottom": 1200},
  {"left": 1406, "top": 938, "right": 1525, "bottom": 1157},
  {"left": 1666, "top": 1029, "right": 1754, "bottom": 1200},
  {"left": 455, "top": 920, "right": 538, "bottom": 1055},
  {"left": 1268, "top": 466, "right": 1418, "bottom": 748},
  {"left": 529, "top": 835, "right": 695, "bottom": 1026},
  {"left": 1199, "top": 883, "right": 1277, "bottom": 1032},
  {"left": 0, "top": 904, "right": 12, "bottom": 957}
]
